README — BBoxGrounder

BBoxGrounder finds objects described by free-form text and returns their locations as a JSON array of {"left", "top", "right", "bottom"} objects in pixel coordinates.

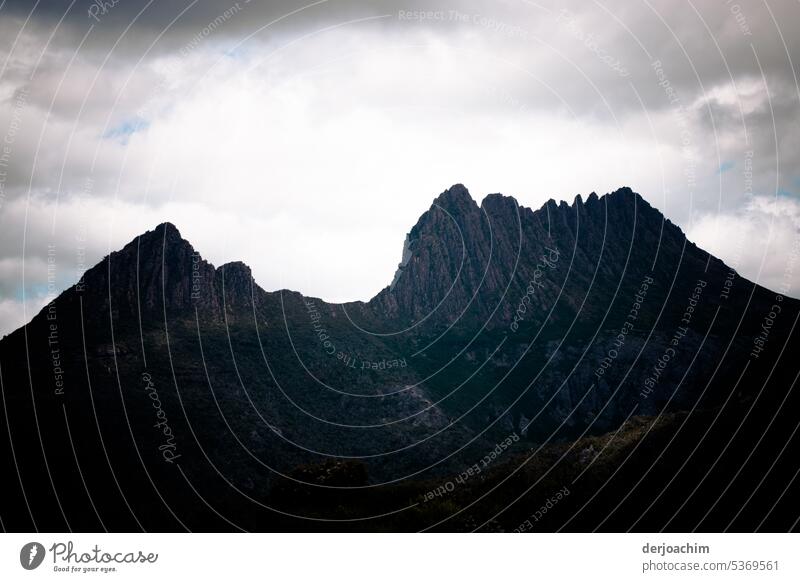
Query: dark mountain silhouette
[{"left": 1, "top": 184, "right": 799, "bottom": 532}]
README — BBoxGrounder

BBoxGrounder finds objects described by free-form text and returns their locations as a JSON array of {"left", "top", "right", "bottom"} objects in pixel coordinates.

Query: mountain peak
[
  {"left": 145, "top": 221, "right": 183, "bottom": 241},
  {"left": 155, "top": 221, "right": 180, "bottom": 233},
  {"left": 218, "top": 261, "right": 253, "bottom": 286},
  {"left": 433, "top": 183, "right": 477, "bottom": 213},
  {"left": 116, "top": 222, "right": 191, "bottom": 258},
  {"left": 605, "top": 186, "right": 641, "bottom": 203},
  {"left": 219, "top": 260, "right": 251, "bottom": 275},
  {"left": 481, "top": 192, "right": 518, "bottom": 210}
]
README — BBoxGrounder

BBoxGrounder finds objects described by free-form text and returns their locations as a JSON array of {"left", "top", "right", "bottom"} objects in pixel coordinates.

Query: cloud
[
  {"left": 689, "top": 196, "right": 800, "bottom": 296},
  {"left": 0, "top": 0, "right": 799, "bottom": 334}
]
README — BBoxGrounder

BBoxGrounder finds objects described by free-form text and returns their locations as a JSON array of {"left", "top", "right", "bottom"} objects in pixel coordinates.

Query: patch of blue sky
[
  {"left": 13, "top": 283, "right": 51, "bottom": 302},
  {"left": 103, "top": 116, "right": 150, "bottom": 144},
  {"left": 717, "top": 160, "right": 735, "bottom": 174},
  {"left": 222, "top": 45, "right": 249, "bottom": 60}
]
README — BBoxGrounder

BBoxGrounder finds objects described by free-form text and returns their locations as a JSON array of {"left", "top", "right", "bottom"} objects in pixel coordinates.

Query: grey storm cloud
[{"left": 3, "top": 1, "right": 799, "bottom": 132}]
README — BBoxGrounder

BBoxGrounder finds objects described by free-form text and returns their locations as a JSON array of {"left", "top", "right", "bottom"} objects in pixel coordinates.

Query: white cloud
[{"left": 689, "top": 196, "right": 800, "bottom": 296}]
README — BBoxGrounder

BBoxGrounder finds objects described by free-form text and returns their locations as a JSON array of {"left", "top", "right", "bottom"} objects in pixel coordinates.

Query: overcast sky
[{"left": 1, "top": 0, "right": 799, "bottom": 336}]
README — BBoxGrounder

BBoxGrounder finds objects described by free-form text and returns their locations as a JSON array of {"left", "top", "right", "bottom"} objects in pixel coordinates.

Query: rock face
[
  {"left": 0, "top": 183, "right": 798, "bottom": 532},
  {"left": 66, "top": 222, "right": 260, "bottom": 319},
  {"left": 369, "top": 184, "right": 729, "bottom": 331}
]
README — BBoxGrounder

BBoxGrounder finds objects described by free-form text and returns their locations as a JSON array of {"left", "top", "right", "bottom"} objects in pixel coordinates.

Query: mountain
[{"left": 1, "top": 184, "right": 799, "bottom": 532}]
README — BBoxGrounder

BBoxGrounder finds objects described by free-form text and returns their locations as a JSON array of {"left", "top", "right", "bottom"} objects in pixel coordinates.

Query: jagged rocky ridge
[{"left": 0, "top": 184, "right": 798, "bottom": 532}]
